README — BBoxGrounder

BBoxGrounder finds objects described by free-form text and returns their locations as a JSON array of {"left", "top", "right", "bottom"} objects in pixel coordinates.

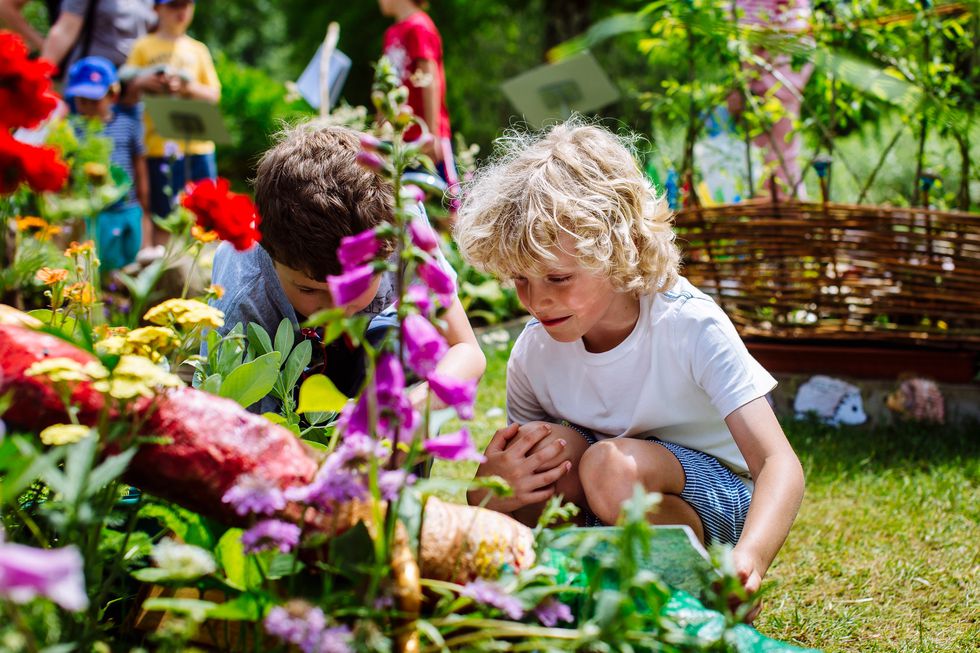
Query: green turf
[{"left": 431, "top": 337, "right": 980, "bottom": 652}]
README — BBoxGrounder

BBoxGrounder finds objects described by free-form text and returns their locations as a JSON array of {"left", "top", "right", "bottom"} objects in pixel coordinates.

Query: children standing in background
[
  {"left": 455, "top": 122, "right": 804, "bottom": 616},
  {"left": 65, "top": 55, "right": 149, "bottom": 270},
  {"left": 378, "top": 0, "right": 457, "bottom": 188},
  {"left": 126, "top": 0, "right": 219, "bottom": 240}
]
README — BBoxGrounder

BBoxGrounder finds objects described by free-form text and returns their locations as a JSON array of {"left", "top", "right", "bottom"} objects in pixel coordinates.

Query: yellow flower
[
  {"left": 103, "top": 355, "right": 183, "bottom": 399},
  {"left": 144, "top": 299, "right": 224, "bottom": 330},
  {"left": 82, "top": 162, "right": 108, "bottom": 184},
  {"left": 40, "top": 424, "right": 92, "bottom": 446},
  {"left": 191, "top": 224, "right": 219, "bottom": 243},
  {"left": 64, "top": 241, "right": 95, "bottom": 257},
  {"left": 205, "top": 284, "right": 225, "bottom": 300},
  {"left": 15, "top": 216, "right": 48, "bottom": 231},
  {"left": 65, "top": 282, "right": 96, "bottom": 306},
  {"left": 26, "top": 358, "right": 108, "bottom": 384},
  {"left": 35, "top": 267, "right": 69, "bottom": 285},
  {"left": 36, "top": 225, "right": 62, "bottom": 242},
  {"left": 94, "top": 325, "right": 129, "bottom": 340}
]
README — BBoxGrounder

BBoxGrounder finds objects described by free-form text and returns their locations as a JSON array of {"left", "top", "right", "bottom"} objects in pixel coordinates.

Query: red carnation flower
[
  {"left": 0, "top": 130, "right": 69, "bottom": 194},
  {"left": 181, "top": 178, "right": 262, "bottom": 251},
  {"left": 0, "top": 31, "right": 59, "bottom": 130}
]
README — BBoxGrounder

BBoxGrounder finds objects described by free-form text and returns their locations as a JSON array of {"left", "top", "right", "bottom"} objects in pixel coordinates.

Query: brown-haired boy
[{"left": 208, "top": 122, "right": 485, "bottom": 414}]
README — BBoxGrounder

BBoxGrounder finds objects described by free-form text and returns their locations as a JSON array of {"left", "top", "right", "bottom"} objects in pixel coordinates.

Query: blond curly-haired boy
[{"left": 455, "top": 122, "right": 804, "bottom": 614}]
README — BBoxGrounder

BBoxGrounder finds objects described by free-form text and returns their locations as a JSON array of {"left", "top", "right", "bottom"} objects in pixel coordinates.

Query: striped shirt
[{"left": 74, "top": 106, "right": 145, "bottom": 207}]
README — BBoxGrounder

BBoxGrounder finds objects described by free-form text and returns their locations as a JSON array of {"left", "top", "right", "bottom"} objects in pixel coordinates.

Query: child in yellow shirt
[{"left": 125, "top": 0, "right": 220, "bottom": 241}]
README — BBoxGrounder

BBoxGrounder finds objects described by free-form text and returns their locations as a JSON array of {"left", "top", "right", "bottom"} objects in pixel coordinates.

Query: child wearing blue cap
[{"left": 65, "top": 55, "right": 150, "bottom": 271}]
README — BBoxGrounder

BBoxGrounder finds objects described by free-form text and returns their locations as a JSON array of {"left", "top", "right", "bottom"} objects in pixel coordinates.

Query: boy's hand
[
  {"left": 470, "top": 422, "right": 570, "bottom": 514},
  {"left": 731, "top": 545, "right": 765, "bottom": 623}
]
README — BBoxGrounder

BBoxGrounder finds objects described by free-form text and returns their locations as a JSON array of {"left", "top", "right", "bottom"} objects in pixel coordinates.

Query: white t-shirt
[{"left": 506, "top": 277, "right": 776, "bottom": 478}]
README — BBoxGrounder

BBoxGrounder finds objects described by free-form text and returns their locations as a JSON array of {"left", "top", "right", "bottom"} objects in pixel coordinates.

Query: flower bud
[
  {"left": 359, "top": 133, "right": 393, "bottom": 155},
  {"left": 356, "top": 151, "right": 386, "bottom": 172}
]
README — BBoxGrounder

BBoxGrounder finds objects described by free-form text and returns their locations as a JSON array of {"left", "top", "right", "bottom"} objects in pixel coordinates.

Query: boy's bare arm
[
  {"left": 41, "top": 11, "right": 83, "bottom": 70},
  {"left": 0, "top": 0, "right": 44, "bottom": 51},
  {"left": 414, "top": 58, "right": 442, "bottom": 162},
  {"left": 132, "top": 153, "right": 153, "bottom": 248},
  {"left": 726, "top": 396, "right": 805, "bottom": 592}
]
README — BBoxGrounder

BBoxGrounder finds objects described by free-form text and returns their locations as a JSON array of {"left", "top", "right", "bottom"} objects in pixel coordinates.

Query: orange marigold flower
[
  {"left": 35, "top": 267, "right": 69, "bottom": 285},
  {"left": 15, "top": 215, "right": 48, "bottom": 231},
  {"left": 37, "top": 225, "right": 62, "bottom": 242},
  {"left": 65, "top": 282, "right": 96, "bottom": 306},
  {"left": 64, "top": 240, "right": 95, "bottom": 257},
  {"left": 191, "top": 224, "right": 219, "bottom": 243},
  {"left": 206, "top": 284, "right": 225, "bottom": 299}
]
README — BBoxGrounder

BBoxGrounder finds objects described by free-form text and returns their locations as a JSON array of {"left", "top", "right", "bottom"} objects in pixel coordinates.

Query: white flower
[{"left": 151, "top": 538, "right": 216, "bottom": 580}]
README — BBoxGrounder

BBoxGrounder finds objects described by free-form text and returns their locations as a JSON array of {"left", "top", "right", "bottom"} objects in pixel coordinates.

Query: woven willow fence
[{"left": 674, "top": 200, "right": 980, "bottom": 347}]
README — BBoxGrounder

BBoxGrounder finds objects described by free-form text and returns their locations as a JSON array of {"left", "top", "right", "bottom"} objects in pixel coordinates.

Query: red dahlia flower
[
  {"left": 0, "top": 31, "right": 59, "bottom": 130},
  {"left": 0, "top": 130, "right": 69, "bottom": 194},
  {"left": 181, "top": 178, "right": 261, "bottom": 251}
]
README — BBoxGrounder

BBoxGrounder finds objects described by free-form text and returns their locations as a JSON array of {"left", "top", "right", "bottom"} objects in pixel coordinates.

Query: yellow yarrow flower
[
  {"left": 96, "top": 335, "right": 127, "bottom": 357},
  {"left": 102, "top": 355, "right": 183, "bottom": 400},
  {"left": 26, "top": 358, "right": 109, "bottom": 384},
  {"left": 36, "top": 267, "right": 69, "bottom": 285},
  {"left": 40, "top": 424, "right": 92, "bottom": 446},
  {"left": 144, "top": 298, "right": 224, "bottom": 330}
]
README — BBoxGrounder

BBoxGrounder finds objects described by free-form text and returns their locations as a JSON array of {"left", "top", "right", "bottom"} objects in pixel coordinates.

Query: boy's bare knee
[
  {"left": 579, "top": 441, "right": 639, "bottom": 524},
  {"left": 523, "top": 422, "right": 589, "bottom": 506}
]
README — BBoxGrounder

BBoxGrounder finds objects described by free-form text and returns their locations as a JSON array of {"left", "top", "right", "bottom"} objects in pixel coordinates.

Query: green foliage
[{"left": 213, "top": 54, "right": 314, "bottom": 189}]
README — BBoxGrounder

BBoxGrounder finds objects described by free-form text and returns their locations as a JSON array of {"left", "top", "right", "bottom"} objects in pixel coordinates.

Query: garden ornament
[
  {"left": 793, "top": 375, "right": 867, "bottom": 426},
  {"left": 886, "top": 377, "right": 944, "bottom": 424}
]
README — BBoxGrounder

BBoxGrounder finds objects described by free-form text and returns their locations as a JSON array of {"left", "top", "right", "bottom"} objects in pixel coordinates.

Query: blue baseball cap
[{"left": 65, "top": 56, "right": 118, "bottom": 100}]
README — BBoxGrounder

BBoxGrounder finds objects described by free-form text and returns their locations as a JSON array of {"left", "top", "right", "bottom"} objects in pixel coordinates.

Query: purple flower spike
[
  {"left": 402, "top": 284, "right": 433, "bottom": 317},
  {"left": 428, "top": 373, "right": 477, "bottom": 420},
  {"left": 241, "top": 519, "right": 301, "bottom": 554},
  {"left": 424, "top": 427, "right": 485, "bottom": 463},
  {"left": 534, "top": 597, "right": 574, "bottom": 627},
  {"left": 359, "top": 133, "right": 391, "bottom": 154},
  {"left": 403, "top": 184, "right": 426, "bottom": 205},
  {"left": 378, "top": 469, "right": 416, "bottom": 501},
  {"left": 356, "top": 150, "right": 386, "bottom": 171},
  {"left": 221, "top": 472, "right": 286, "bottom": 516},
  {"left": 417, "top": 258, "right": 455, "bottom": 307},
  {"left": 265, "top": 603, "right": 352, "bottom": 653},
  {"left": 460, "top": 579, "right": 524, "bottom": 619},
  {"left": 337, "top": 229, "right": 380, "bottom": 271},
  {"left": 409, "top": 217, "right": 439, "bottom": 253},
  {"left": 375, "top": 352, "right": 406, "bottom": 395},
  {"left": 0, "top": 541, "right": 89, "bottom": 611},
  {"left": 327, "top": 264, "right": 375, "bottom": 307},
  {"left": 403, "top": 313, "right": 448, "bottom": 378}
]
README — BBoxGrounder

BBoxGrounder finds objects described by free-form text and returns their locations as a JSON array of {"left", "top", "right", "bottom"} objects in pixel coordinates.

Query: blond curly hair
[{"left": 453, "top": 121, "right": 679, "bottom": 295}]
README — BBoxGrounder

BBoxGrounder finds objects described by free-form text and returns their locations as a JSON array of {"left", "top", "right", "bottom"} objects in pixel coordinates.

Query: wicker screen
[{"left": 674, "top": 200, "right": 980, "bottom": 347}]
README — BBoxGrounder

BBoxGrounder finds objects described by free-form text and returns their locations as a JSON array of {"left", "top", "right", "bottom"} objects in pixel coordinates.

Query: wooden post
[{"left": 319, "top": 22, "right": 340, "bottom": 118}]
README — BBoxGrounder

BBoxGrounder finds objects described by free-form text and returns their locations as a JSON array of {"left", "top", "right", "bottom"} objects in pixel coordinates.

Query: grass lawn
[{"left": 431, "top": 336, "right": 980, "bottom": 653}]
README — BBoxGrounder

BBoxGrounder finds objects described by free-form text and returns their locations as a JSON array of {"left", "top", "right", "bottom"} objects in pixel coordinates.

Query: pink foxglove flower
[
  {"left": 327, "top": 264, "right": 375, "bottom": 307},
  {"left": 409, "top": 216, "right": 439, "bottom": 253},
  {"left": 403, "top": 284, "right": 433, "bottom": 317},
  {"left": 356, "top": 150, "right": 386, "bottom": 171},
  {"left": 417, "top": 258, "right": 455, "bottom": 306},
  {"left": 427, "top": 372, "right": 477, "bottom": 420},
  {"left": 0, "top": 539, "right": 88, "bottom": 611},
  {"left": 337, "top": 229, "right": 380, "bottom": 271},
  {"left": 424, "top": 428, "right": 485, "bottom": 463},
  {"left": 403, "top": 313, "right": 448, "bottom": 379},
  {"left": 402, "top": 184, "right": 426, "bottom": 204}
]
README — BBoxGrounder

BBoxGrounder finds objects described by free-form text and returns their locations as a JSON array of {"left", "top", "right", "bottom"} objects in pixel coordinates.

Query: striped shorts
[{"left": 562, "top": 422, "right": 753, "bottom": 546}]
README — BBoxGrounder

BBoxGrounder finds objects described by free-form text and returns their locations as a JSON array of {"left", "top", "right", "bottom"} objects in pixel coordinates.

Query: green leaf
[
  {"left": 131, "top": 567, "right": 189, "bottom": 583},
  {"left": 215, "top": 528, "right": 264, "bottom": 592},
  {"left": 296, "top": 374, "right": 348, "bottom": 414},
  {"left": 87, "top": 447, "right": 137, "bottom": 493},
  {"left": 266, "top": 553, "right": 304, "bottom": 579},
  {"left": 281, "top": 339, "right": 312, "bottom": 395},
  {"left": 0, "top": 436, "right": 65, "bottom": 505},
  {"left": 246, "top": 322, "right": 273, "bottom": 356},
  {"left": 138, "top": 501, "right": 222, "bottom": 549},
  {"left": 206, "top": 592, "right": 263, "bottom": 621},
  {"left": 218, "top": 351, "right": 282, "bottom": 408},
  {"left": 215, "top": 324, "right": 246, "bottom": 376},
  {"left": 141, "top": 597, "right": 217, "bottom": 622},
  {"left": 262, "top": 412, "right": 288, "bottom": 426},
  {"left": 200, "top": 373, "right": 222, "bottom": 395},
  {"left": 273, "top": 318, "right": 294, "bottom": 355}
]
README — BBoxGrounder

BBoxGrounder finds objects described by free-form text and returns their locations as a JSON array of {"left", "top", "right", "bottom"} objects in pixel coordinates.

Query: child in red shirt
[{"left": 379, "top": 0, "right": 457, "bottom": 187}]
